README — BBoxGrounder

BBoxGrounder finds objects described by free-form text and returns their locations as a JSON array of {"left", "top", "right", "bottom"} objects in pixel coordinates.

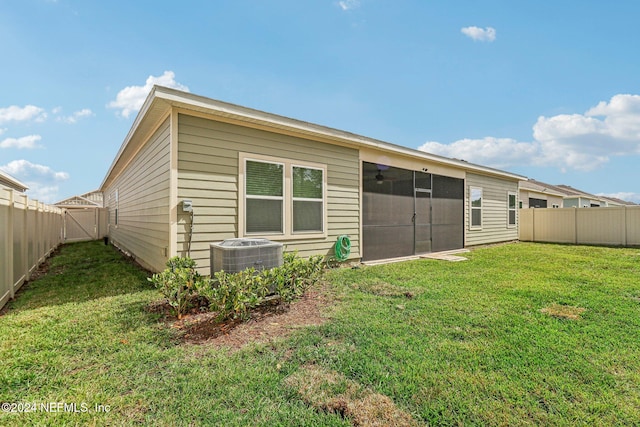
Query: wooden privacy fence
[
  {"left": 519, "top": 206, "right": 640, "bottom": 246},
  {"left": 1, "top": 188, "right": 65, "bottom": 311}
]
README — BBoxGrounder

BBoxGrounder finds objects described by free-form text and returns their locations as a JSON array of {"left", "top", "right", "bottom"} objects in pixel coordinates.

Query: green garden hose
[{"left": 334, "top": 235, "right": 351, "bottom": 262}]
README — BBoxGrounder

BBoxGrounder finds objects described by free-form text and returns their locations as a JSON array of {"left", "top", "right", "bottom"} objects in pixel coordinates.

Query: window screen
[
  {"left": 245, "top": 160, "right": 284, "bottom": 233},
  {"left": 508, "top": 193, "right": 517, "bottom": 226},
  {"left": 471, "top": 187, "right": 482, "bottom": 227},
  {"left": 292, "top": 166, "right": 323, "bottom": 232}
]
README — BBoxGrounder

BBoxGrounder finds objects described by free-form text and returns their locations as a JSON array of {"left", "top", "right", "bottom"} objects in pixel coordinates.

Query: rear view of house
[{"left": 100, "top": 86, "right": 524, "bottom": 274}]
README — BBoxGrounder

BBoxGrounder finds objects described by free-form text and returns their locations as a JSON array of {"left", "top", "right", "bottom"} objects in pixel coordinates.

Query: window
[
  {"left": 508, "top": 192, "right": 517, "bottom": 226},
  {"left": 113, "top": 189, "right": 119, "bottom": 226},
  {"left": 241, "top": 154, "right": 326, "bottom": 238},
  {"left": 529, "top": 197, "right": 547, "bottom": 208},
  {"left": 245, "top": 160, "right": 284, "bottom": 233},
  {"left": 470, "top": 187, "right": 482, "bottom": 228},
  {"left": 292, "top": 166, "right": 323, "bottom": 232}
]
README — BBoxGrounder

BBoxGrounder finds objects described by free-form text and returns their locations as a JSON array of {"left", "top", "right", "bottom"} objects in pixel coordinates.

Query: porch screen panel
[
  {"left": 362, "top": 162, "right": 415, "bottom": 261},
  {"left": 431, "top": 175, "right": 464, "bottom": 252},
  {"left": 415, "top": 191, "right": 432, "bottom": 254}
]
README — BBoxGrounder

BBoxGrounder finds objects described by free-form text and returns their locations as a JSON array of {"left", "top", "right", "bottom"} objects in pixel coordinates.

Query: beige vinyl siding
[
  {"left": 105, "top": 117, "right": 171, "bottom": 272},
  {"left": 177, "top": 113, "right": 360, "bottom": 274},
  {"left": 465, "top": 173, "right": 519, "bottom": 246}
]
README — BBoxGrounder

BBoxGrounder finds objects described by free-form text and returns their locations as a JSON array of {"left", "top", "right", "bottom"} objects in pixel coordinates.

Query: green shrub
[
  {"left": 264, "top": 253, "right": 324, "bottom": 302},
  {"left": 148, "top": 256, "right": 203, "bottom": 319},
  {"left": 198, "top": 268, "right": 269, "bottom": 321},
  {"left": 197, "top": 252, "right": 325, "bottom": 322},
  {"left": 150, "top": 253, "right": 325, "bottom": 321}
]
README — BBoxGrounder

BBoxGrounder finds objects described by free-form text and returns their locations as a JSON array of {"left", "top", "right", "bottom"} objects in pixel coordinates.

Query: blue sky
[{"left": 2, "top": 0, "right": 640, "bottom": 203}]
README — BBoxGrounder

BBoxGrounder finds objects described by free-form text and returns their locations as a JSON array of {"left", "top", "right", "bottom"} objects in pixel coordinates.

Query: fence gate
[{"left": 64, "top": 208, "right": 108, "bottom": 242}]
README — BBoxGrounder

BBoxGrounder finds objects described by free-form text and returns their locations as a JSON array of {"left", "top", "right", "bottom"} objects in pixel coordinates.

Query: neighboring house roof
[
  {"left": 522, "top": 179, "right": 637, "bottom": 206},
  {"left": 598, "top": 195, "right": 637, "bottom": 206},
  {"left": 519, "top": 179, "right": 566, "bottom": 197},
  {"left": 100, "top": 85, "right": 526, "bottom": 191},
  {"left": 553, "top": 184, "right": 603, "bottom": 200},
  {"left": 0, "top": 169, "right": 28, "bottom": 192},
  {"left": 55, "top": 190, "right": 104, "bottom": 208}
]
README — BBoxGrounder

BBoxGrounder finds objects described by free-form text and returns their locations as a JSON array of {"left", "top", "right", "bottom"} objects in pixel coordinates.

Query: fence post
[
  {"left": 532, "top": 208, "right": 536, "bottom": 242},
  {"left": 22, "top": 194, "right": 29, "bottom": 284},
  {"left": 624, "top": 206, "right": 628, "bottom": 247},
  {"left": 7, "top": 190, "right": 15, "bottom": 299},
  {"left": 574, "top": 207, "right": 578, "bottom": 245}
]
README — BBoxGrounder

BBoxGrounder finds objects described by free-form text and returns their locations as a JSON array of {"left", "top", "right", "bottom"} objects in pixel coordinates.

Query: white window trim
[
  {"left": 507, "top": 191, "right": 517, "bottom": 228},
  {"left": 239, "top": 153, "right": 327, "bottom": 240},
  {"left": 470, "top": 186, "right": 482, "bottom": 230}
]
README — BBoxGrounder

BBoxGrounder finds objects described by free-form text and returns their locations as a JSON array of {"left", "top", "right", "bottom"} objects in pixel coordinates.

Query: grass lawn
[{"left": 1, "top": 241, "right": 640, "bottom": 425}]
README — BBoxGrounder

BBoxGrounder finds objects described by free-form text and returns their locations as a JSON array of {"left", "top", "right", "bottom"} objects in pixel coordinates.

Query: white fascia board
[{"left": 0, "top": 169, "right": 29, "bottom": 191}]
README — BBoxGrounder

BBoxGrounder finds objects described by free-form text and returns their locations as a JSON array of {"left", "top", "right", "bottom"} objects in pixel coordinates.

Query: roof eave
[
  {"left": 101, "top": 86, "right": 527, "bottom": 190},
  {"left": 0, "top": 170, "right": 29, "bottom": 192},
  {"left": 154, "top": 86, "right": 526, "bottom": 181}
]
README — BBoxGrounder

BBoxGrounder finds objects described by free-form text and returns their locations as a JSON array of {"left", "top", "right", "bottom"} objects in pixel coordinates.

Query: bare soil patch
[
  {"left": 541, "top": 303, "right": 587, "bottom": 320},
  {"left": 151, "top": 282, "right": 336, "bottom": 351},
  {"left": 285, "top": 364, "right": 418, "bottom": 427}
]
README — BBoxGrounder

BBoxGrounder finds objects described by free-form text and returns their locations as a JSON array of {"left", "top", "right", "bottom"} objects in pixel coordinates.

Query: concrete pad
[
  {"left": 361, "top": 249, "right": 470, "bottom": 266},
  {"left": 420, "top": 249, "right": 470, "bottom": 262}
]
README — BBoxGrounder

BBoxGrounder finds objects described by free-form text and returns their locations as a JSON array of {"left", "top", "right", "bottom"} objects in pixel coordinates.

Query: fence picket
[
  {"left": 0, "top": 187, "right": 64, "bottom": 310},
  {"left": 519, "top": 206, "right": 640, "bottom": 246}
]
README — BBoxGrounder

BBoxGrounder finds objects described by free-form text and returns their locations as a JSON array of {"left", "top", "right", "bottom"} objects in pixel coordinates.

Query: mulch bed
[{"left": 150, "top": 283, "right": 335, "bottom": 350}]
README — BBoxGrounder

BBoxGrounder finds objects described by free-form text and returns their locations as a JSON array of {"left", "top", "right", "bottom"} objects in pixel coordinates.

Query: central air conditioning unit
[{"left": 210, "top": 238, "right": 283, "bottom": 274}]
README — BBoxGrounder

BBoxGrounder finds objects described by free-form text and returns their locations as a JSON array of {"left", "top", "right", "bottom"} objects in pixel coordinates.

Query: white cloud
[
  {"left": 0, "top": 135, "right": 43, "bottom": 149},
  {"left": 532, "top": 94, "right": 640, "bottom": 170},
  {"left": 0, "top": 159, "right": 69, "bottom": 181},
  {"left": 419, "top": 137, "right": 541, "bottom": 169},
  {"left": 108, "top": 71, "right": 189, "bottom": 118},
  {"left": 0, "top": 159, "right": 69, "bottom": 203},
  {"left": 585, "top": 94, "right": 640, "bottom": 140},
  {"left": 419, "top": 94, "right": 640, "bottom": 172},
  {"left": 57, "top": 108, "right": 94, "bottom": 124},
  {"left": 0, "top": 105, "right": 47, "bottom": 124},
  {"left": 338, "top": 0, "right": 360, "bottom": 10},
  {"left": 461, "top": 26, "right": 496, "bottom": 42}
]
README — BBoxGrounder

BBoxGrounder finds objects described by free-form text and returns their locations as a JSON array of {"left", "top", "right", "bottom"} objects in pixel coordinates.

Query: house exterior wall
[
  {"left": 465, "top": 173, "right": 519, "bottom": 246},
  {"left": 518, "top": 189, "right": 563, "bottom": 209},
  {"left": 176, "top": 113, "right": 360, "bottom": 274},
  {"left": 104, "top": 117, "right": 172, "bottom": 272}
]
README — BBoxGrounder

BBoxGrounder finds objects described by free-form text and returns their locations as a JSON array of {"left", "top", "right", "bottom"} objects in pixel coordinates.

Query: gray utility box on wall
[{"left": 210, "top": 238, "right": 283, "bottom": 274}]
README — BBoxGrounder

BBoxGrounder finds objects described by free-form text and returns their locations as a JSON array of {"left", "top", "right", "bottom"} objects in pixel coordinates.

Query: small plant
[
  {"left": 205, "top": 268, "right": 270, "bottom": 321},
  {"left": 266, "top": 253, "right": 324, "bottom": 302},
  {"left": 148, "top": 256, "right": 202, "bottom": 319}
]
